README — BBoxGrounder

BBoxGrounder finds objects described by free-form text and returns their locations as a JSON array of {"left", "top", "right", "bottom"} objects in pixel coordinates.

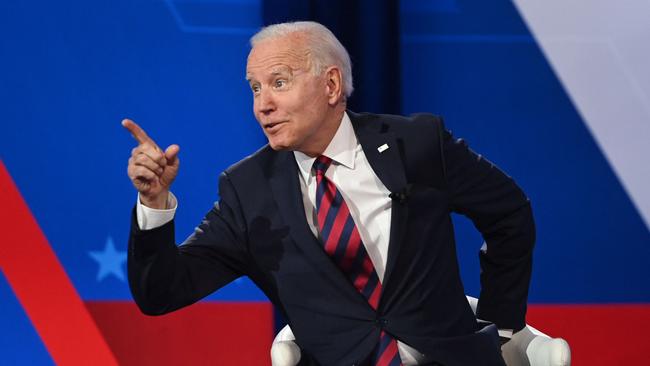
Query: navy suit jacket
[{"left": 128, "top": 111, "right": 535, "bottom": 366}]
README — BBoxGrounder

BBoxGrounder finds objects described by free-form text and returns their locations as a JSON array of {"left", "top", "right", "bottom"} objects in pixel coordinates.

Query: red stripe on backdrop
[
  {"left": 85, "top": 301, "right": 274, "bottom": 365},
  {"left": 0, "top": 160, "right": 119, "bottom": 365},
  {"left": 527, "top": 304, "right": 650, "bottom": 365}
]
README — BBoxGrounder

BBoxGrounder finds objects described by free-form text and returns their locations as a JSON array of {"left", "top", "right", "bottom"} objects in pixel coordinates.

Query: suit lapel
[
  {"left": 350, "top": 112, "right": 409, "bottom": 300},
  {"left": 267, "top": 151, "right": 351, "bottom": 287}
]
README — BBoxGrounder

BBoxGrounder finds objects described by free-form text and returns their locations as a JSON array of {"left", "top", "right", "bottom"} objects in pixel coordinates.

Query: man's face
[{"left": 246, "top": 35, "right": 332, "bottom": 154}]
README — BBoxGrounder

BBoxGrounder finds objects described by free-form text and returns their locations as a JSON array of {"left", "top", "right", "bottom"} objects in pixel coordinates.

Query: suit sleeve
[
  {"left": 128, "top": 171, "right": 250, "bottom": 315},
  {"left": 437, "top": 118, "right": 535, "bottom": 331}
]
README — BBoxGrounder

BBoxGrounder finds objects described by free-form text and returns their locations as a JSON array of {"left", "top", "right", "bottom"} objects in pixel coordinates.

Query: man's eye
[
  {"left": 251, "top": 85, "right": 260, "bottom": 94},
  {"left": 274, "top": 79, "right": 287, "bottom": 88}
]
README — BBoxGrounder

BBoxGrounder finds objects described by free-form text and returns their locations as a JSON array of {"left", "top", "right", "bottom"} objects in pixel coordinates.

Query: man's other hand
[{"left": 123, "top": 118, "right": 180, "bottom": 209}]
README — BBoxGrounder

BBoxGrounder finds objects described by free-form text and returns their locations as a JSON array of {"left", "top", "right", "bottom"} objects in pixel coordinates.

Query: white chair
[{"left": 271, "top": 296, "right": 571, "bottom": 366}]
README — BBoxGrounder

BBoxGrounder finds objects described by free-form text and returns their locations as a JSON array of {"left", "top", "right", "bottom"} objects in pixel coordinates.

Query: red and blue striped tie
[{"left": 314, "top": 155, "right": 403, "bottom": 366}]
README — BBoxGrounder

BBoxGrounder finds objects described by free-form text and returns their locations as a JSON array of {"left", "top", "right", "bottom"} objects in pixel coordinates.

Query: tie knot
[{"left": 312, "top": 155, "right": 333, "bottom": 176}]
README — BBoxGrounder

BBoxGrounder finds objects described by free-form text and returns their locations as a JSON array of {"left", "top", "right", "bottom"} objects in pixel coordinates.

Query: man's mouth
[{"left": 265, "top": 121, "right": 287, "bottom": 130}]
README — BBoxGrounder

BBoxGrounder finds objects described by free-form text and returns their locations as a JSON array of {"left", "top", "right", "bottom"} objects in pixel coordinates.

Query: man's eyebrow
[
  {"left": 270, "top": 65, "right": 293, "bottom": 75},
  {"left": 245, "top": 66, "right": 293, "bottom": 82},
  {"left": 269, "top": 71, "right": 290, "bottom": 79}
]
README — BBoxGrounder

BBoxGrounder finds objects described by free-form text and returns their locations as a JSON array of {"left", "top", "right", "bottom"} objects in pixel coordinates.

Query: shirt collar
[{"left": 294, "top": 111, "right": 357, "bottom": 182}]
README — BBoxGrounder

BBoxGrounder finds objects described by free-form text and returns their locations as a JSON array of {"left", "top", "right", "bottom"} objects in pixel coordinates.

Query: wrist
[{"left": 140, "top": 192, "right": 169, "bottom": 209}]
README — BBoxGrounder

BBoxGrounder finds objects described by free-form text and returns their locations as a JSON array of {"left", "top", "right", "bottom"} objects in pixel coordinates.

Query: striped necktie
[{"left": 313, "top": 155, "right": 403, "bottom": 366}]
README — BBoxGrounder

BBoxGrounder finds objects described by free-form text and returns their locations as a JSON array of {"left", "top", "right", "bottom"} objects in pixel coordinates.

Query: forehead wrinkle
[
  {"left": 246, "top": 63, "right": 293, "bottom": 83},
  {"left": 249, "top": 54, "right": 306, "bottom": 71},
  {"left": 247, "top": 41, "right": 312, "bottom": 77}
]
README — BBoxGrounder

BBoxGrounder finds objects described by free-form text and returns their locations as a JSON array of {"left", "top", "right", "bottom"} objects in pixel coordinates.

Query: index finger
[{"left": 122, "top": 118, "right": 153, "bottom": 145}]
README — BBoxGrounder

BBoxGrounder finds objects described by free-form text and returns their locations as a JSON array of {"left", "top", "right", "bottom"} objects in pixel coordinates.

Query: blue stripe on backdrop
[
  {"left": 400, "top": 0, "right": 650, "bottom": 303},
  {"left": 165, "top": 0, "right": 261, "bottom": 34}
]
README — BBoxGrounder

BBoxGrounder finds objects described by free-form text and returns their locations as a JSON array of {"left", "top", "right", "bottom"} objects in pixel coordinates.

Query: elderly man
[{"left": 124, "top": 21, "right": 534, "bottom": 366}]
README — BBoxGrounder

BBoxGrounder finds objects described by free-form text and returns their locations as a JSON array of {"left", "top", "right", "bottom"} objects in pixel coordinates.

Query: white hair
[{"left": 250, "top": 21, "right": 354, "bottom": 98}]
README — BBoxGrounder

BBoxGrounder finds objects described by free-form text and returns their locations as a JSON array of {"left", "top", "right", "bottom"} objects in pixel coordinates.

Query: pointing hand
[{"left": 123, "top": 119, "right": 180, "bottom": 209}]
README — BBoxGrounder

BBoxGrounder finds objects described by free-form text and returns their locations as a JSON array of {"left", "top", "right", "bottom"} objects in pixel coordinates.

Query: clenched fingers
[
  {"left": 130, "top": 154, "right": 164, "bottom": 176},
  {"left": 131, "top": 143, "right": 167, "bottom": 169},
  {"left": 128, "top": 165, "right": 158, "bottom": 190}
]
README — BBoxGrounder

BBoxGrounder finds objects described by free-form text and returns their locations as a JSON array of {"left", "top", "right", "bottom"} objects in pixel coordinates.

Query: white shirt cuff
[
  {"left": 498, "top": 329, "right": 514, "bottom": 338},
  {"left": 136, "top": 192, "right": 178, "bottom": 230}
]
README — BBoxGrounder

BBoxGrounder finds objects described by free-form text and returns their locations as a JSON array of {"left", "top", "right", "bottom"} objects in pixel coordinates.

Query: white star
[{"left": 89, "top": 237, "right": 127, "bottom": 282}]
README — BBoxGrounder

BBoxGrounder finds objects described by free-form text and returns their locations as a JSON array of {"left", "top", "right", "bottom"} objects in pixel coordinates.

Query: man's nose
[{"left": 257, "top": 89, "right": 276, "bottom": 115}]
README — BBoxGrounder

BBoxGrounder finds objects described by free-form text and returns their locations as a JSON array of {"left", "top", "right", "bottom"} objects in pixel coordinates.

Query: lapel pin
[{"left": 377, "top": 143, "right": 389, "bottom": 153}]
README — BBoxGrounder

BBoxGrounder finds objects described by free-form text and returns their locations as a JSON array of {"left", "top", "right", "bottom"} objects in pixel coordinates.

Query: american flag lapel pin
[{"left": 377, "top": 143, "right": 389, "bottom": 153}]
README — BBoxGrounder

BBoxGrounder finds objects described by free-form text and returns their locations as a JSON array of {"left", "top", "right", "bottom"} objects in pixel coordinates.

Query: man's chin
[{"left": 268, "top": 140, "right": 293, "bottom": 151}]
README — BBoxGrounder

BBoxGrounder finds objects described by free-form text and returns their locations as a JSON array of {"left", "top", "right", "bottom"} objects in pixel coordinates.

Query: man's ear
[{"left": 325, "top": 66, "right": 344, "bottom": 105}]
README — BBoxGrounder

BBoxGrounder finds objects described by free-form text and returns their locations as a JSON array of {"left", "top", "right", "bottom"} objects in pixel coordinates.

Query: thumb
[{"left": 164, "top": 144, "right": 180, "bottom": 163}]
